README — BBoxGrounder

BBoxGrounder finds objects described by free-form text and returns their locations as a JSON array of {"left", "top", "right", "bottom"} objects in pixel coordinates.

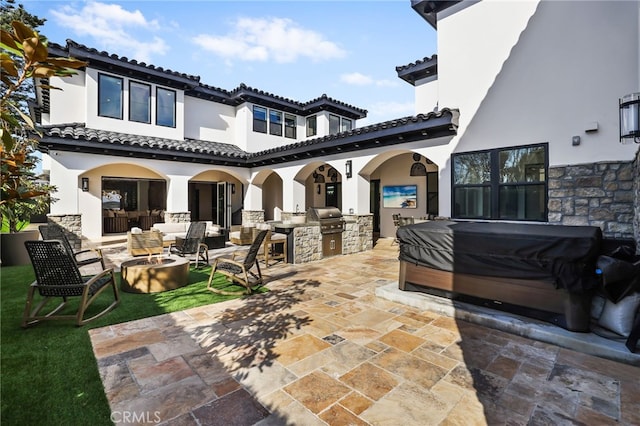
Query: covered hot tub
[{"left": 398, "top": 220, "right": 602, "bottom": 332}]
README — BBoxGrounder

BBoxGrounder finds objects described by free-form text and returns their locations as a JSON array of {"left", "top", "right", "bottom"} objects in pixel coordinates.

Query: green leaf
[{"left": 1, "top": 129, "right": 15, "bottom": 151}]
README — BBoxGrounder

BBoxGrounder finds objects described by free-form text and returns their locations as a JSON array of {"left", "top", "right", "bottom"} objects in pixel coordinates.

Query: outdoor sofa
[{"left": 151, "top": 222, "right": 225, "bottom": 248}]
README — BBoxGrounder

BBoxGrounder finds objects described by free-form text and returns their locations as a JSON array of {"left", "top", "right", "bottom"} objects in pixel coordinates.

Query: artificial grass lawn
[{"left": 1, "top": 264, "right": 265, "bottom": 425}]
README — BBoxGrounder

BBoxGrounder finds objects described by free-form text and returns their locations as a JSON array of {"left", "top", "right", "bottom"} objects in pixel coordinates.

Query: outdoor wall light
[
  {"left": 345, "top": 160, "right": 352, "bottom": 178},
  {"left": 81, "top": 177, "right": 89, "bottom": 192},
  {"left": 317, "top": 184, "right": 322, "bottom": 194},
  {"left": 619, "top": 93, "right": 640, "bottom": 143},
  {"left": 231, "top": 183, "right": 236, "bottom": 194}
]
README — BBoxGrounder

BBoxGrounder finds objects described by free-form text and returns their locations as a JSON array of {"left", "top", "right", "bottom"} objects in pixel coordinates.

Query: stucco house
[{"left": 36, "top": 0, "right": 639, "bottom": 252}]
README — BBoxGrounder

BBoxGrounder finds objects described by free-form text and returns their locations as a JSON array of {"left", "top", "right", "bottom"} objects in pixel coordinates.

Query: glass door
[{"left": 217, "top": 182, "right": 226, "bottom": 228}]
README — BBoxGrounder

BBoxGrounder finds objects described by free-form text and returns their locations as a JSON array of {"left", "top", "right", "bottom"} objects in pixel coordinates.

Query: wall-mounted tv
[{"left": 383, "top": 185, "right": 417, "bottom": 208}]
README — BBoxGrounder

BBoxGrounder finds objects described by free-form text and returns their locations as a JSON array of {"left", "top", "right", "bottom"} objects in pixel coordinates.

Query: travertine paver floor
[{"left": 91, "top": 239, "right": 640, "bottom": 425}]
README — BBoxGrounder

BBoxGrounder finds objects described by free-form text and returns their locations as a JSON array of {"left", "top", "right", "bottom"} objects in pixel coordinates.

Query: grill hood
[{"left": 307, "top": 207, "right": 343, "bottom": 221}]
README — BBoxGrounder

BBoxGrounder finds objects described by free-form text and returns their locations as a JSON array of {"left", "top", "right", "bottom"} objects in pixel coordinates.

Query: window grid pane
[
  {"left": 156, "top": 88, "right": 176, "bottom": 127},
  {"left": 306, "top": 116, "right": 317, "bottom": 137},
  {"left": 269, "top": 110, "right": 283, "bottom": 136},
  {"left": 341, "top": 118, "right": 352, "bottom": 132},
  {"left": 499, "top": 146, "right": 546, "bottom": 183},
  {"left": 329, "top": 114, "right": 340, "bottom": 134},
  {"left": 98, "top": 74, "right": 123, "bottom": 119},
  {"left": 129, "top": 81, "right": 150, "bottom": 123},
  {"left": 253, "top": 106, "right": 267, "bottom": 133},
  {"left": 285, "top": 114, "right": 296, "bottom": 139}
]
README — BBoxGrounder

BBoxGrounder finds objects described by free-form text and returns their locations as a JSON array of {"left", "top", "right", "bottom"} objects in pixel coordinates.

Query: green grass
[{"left": 0, "top": 264, "right": 265, "bottom": 425}]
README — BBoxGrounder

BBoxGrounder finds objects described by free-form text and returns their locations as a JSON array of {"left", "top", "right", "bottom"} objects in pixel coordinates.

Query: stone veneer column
[
  {"left": 548, "top": 161, "right": 635, "bottom": 240},
  {"left": 293, "top": 225, "right": 322, "bottom": 263},
  {"left": 46, "top": 214, "right": 82, "bottom": 250},
  {"left": 164, "top": 212, "right": 190, "bottom": 223},
  {"left": 241, "top": 210, "right": 265, "bottom": 224},
  {"left": 342, "top": 214, "right": 373, "bottom": 254}
]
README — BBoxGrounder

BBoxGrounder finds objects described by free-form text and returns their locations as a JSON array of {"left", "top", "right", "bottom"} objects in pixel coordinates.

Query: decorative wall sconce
[
  {"left": 317, "top": 184, "right": 321, "bottom": 194},
  {"left": 345, "top": 160, "right": 352, "bottom": 178},
  {"left": 231, "top": 183, "right": 236, "bottom": 194},
  {"left": 619, "top": 93, "right": 640, "bottom": 143},
  {"left": 81, "top": 177, "right": 89, "bottom": 192}
]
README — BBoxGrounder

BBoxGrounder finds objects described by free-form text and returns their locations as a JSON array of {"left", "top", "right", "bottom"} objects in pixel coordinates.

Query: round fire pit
[{"left": 120, "top": 255, "right": 189, "bottom": 293}]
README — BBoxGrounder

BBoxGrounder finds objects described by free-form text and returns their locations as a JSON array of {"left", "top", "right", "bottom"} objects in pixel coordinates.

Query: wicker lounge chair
[
  {"left": 22, "top": 240, "right": 120, "bottom": 327},
  {"left": 207, "top": 229, "right": 268, "bottom": 295},
  {"left": 169, "top": 221, "right": 209, "bottom": 267},
  {"left": 39, "top": 224, "right": 105, "bottom": 270}
]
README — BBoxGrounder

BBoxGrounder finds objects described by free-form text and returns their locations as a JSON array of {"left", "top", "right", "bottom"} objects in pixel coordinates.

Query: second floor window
[
  {"left": 269, "top": 110, "right": 282, "bottom": 136},
  {"left": 329, "top": 114, "right": 340, "bottom": 135},
  {"left": 98, "top": 73, "right": 123, "bottom": 119},
  {"left": 306, "top": 115, "right": 317, "bottom": 137},
  {"left": 129, "top": 81, "right": 151, "bottom": 123},
  {"left": 285, "top": 114, "right": 296, "bottom": 139},
  {"left": 341, "top": 118, "right": 353, "bottom": 132},
  {"left": 253, "top": 106, "right": 267, "bottom": 133},
  {"left": 156, "top": 88, "right": 176, "bottom": 127}
]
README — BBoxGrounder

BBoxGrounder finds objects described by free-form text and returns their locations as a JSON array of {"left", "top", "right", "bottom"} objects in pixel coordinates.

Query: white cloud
[
  {"left": 193, "top": 17, "right": 346, "bottom": 63},
  {"left": 50, "top": 1, "right": 168, "bottom": 63},
  {"left": 340, "top": 72, "right": 399, "bottom": 87}
]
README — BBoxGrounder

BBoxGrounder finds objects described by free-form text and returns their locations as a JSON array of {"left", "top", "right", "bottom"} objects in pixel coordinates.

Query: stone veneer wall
[
  {"left": 242, "top": 210, "right": 264, "bottom": 224},
  {"left": 548, "top": 161, "right": 635, "bottom": 240},
  {"left": 633, "top": 147, "right": 640, "bottom": 253},
  {"left": 46, "top": 214, "right": 82, "bottom": 250},
  {"left": 164, "top": 211, "right": 190, "bottom": 223},
  {"left": 292, "top": 225, "right": 322, "bottom": 264},
  {"left": 343, "top": 214, "right": 373, "bottom": 254}
]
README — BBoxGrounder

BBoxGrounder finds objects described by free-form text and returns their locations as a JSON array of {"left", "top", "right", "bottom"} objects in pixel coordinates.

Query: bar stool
[{"left": 263, "top": 230, "right": 287, "bottom": 267}]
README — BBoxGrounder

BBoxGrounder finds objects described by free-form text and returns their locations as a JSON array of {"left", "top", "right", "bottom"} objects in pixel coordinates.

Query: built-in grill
[{"left": 307, "top": 207, "right": 345, "bottom": 257}]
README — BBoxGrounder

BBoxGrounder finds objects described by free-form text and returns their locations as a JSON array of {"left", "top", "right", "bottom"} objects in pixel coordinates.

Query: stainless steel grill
[{"left": 307, "top": 207, "right": 345, "bottom": 257}]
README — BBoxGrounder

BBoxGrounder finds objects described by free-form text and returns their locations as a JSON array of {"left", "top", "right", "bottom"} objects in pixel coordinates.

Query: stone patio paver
[{"left": 91, "top": 238, "right": 640, "bottom": 425}]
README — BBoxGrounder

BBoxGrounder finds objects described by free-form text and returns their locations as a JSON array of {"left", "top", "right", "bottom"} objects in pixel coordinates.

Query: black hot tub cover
[{"left": 397, "top": 221, "right": 602, "bottom": 293}]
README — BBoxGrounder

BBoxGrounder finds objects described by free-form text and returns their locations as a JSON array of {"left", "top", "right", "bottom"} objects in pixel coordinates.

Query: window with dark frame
[
  {"left": 285, "top": 113, "right": 296, "bottom": 138},
  {"left": 98, "top": 73, "right": 123, "bottom": 119},
  {"left": 156, "top": 87, "right": 176, "bottom": 127},
  {"left": 329, "top": 114, "right": 340, "bottom": 135},
  {"left": 306, "top": 115, "right": 317, "bottom": 137},
  {"left": 341, "top": 118, "right": 353, "bottom": 132},
  {"left": 129, "top": 81, "right": 151, "bottom": 123},
  {"left": 452, "top": 143, "right": 548, "bottom": 221},
  {"left": 253, "top": 106, "right": 267, "bottom": 133},
  {"left": 269, "top": 110, "right": 283, "bottom": 136}
]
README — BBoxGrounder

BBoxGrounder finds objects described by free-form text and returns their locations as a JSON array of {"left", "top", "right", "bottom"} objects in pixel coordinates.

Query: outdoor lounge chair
[
  {"left": 39, "top": 224, "right": 105, "bottom": 270},
  {"left": 22, "top": 240, "right": 120, "bottom": 327},
  {"left": 169, "top": 221, "right": 209, "bottom": 268},
  {"left": 207, "top": 229, "right": 268, "bottom": 295}
]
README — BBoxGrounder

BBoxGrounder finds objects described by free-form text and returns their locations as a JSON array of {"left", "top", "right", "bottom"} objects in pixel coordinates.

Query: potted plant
[{"left": 1, "top": 20, "right": 85, "bottom": 265}]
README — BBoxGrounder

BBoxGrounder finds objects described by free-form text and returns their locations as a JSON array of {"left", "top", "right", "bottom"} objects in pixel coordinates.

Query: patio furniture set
[{"left": 20, "top": 222, "right": 287, "bottom": 327}]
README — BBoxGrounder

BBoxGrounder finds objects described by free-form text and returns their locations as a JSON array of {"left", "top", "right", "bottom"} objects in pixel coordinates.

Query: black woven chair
[
  {"left": 39, "top": 224, "right": 105, "bottom": 270},
  {"left": 22, "top": 240, "right": 120, "bottom": 327},
  {"left": 169, "top": 221, "right": 209, "bottom": 267},
  {"left": 207, "top": 229, "right": 268, "bottom": 295}
]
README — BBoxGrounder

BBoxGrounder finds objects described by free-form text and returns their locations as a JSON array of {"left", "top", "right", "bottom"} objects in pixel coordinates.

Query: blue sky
[{"left": 22, "top": 0, "right": 437, "bottom": 125}]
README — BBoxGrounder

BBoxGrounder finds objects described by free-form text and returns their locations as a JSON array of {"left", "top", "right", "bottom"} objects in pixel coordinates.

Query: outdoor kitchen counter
[{"left": 273, "top": 222, "right": 324, "bottom": 264}]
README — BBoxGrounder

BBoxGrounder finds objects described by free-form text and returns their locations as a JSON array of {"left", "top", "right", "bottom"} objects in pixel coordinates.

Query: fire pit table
[{"left": 120, "top": 255, "right": 189, "bottom": 293}]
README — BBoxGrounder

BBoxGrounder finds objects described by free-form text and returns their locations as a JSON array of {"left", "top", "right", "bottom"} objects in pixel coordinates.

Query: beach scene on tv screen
[{"left": 383, "top": 185, "right": 417, "bottom": 208}]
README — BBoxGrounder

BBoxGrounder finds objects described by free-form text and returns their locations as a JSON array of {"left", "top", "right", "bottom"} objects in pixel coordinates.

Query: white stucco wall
[
  {"left": 184, "top": 97, "right": 236, "bottom": 143},
  {"left": 47, "top": 72, "right": 86, "bottom": 125},
  {"left": 433, "top": 0, "right": 639, "bottom": 217},
  {"left": 414, "top": 75, "right": 439, "bottom": 115}
]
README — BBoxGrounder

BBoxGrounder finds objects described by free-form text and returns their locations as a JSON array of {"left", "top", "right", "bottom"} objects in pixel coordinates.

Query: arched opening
[{"left": 190, "top": 169, "right": 246, "bottom": 228}]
